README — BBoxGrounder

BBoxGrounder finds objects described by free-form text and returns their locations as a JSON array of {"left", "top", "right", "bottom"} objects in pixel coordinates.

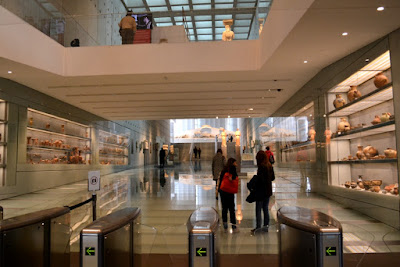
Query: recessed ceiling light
[
  {"left": 310, "top": 114, "right": 312, "bottom": 117},
  {"left": 342, "top": 32, "right": 348, "bottom": 36},
  {"left": 248, "top": 116, "right": 251, "bottom": 118},
  {"left": 248, "top": 108, "right": 254, "bottom": 111},
  {"left": 7, "top": 71, "right": 12, "bottom": 74},
  {"left": 304, "top": 60, "right": 308, "bottom": 63},
  {"left": 216, "top": 116, "right": 218, "bottom": 119},
  {"left": 365, "top": 58, "right": 370, "bottom": 62},
  {"left": 228, "top": 115, "right": 230, "bottom": 118},
  {"left": 377, "top": 6, "right": 384, "bottom": 11}
]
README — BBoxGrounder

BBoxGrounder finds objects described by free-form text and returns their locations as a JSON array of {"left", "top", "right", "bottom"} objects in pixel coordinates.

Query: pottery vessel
[
  {"left": 45, "top": 123, "right": 50, "bottom": 129},
  {"left": 385, "top": 184, "right": 395, "bottom": 192},
  {"left": 363, "top": 145, "right": 378, "bottom": 159},
  {"left": 374, "top": 72, "right": 389, "bottom": 88},
  {"left": 351, "top": 182, "right": 357, "bottom": 189},
  {"left": 371, "top": 115, "right": 381, "bottom": 125},
  {"left": 337, "top": 117, "right": 351, "bottom": 132},
  {"left": 371, "top": 180, "right": 382, "bottom": 186},
  {"left": 333, "top": 94, "right": 346, "bottom": 109},
  {"left": 371, "top": 186, "right": 380, "bottom": 193},
  {"left": 384, "top": 148, "right": 397, "bottom": 159},
  {"left": 380, "top": 112, "right": 391, "bottom": 123},
  {"left": 29, "top": 117, "right": 34, "bottom": 126},
  {"left": 356, "top": 146, "right": 366, "bottom": 160},
  {"left": 394, "top": 187, "right": 399, "bottom": 195},
  {"left": 345, "top": 181, "right": 351, "bottom": 188},
  {"left": 309, "top": 127, "right": 316, "bottom": 141},
  {"left": 357, "top": 181, "right": 364, "bottom": 189},
  {"left": 347, "top": 86, "right": 362, "bottom": 102},
  {"left": 363, "top": 180, "right": 372, "bottom": 190}
]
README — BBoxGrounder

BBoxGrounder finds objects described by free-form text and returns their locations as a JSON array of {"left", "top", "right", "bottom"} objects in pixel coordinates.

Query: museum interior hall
[{"left": 1, "top": 0, "right": 400, "bottom": 266}]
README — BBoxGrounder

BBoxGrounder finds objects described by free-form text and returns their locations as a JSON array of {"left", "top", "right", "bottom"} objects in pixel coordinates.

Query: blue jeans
[{"left": 256, "top": 198, "right": 270, "bottom": 228}]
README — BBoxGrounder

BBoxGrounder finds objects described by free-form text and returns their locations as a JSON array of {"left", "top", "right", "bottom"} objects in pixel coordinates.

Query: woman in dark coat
[
  {"left": 251, "top": 150, "right": 275, "bottom": 233},
  {"left": 218, "top": 158, "right": 239, "bottom": 233}
]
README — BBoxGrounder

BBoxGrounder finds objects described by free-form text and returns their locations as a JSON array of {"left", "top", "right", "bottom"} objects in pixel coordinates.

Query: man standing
[
  {"left": 159, "top": 148, "right": 166, "bottom": 167},
  {"left": 265, "top": 146, "right": 275, "bottom": 164},
  {"left": 198, "top": 147, "right": 202, "bottom": 159},
  {"left": 193, "top": 146, "right": 198, "bottom": 159},
  {"left": 119, "top": 10, "right": 137, "bottom": 44}
]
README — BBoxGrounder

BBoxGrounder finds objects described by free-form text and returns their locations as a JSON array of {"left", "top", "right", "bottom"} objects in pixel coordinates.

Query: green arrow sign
[
  {"left": 196, "top": 247, "right": 207, "bottom": 257},
  {"left": 325, "top": 247, "right": 336, "bottom": 256},
  {"left": 85, "top": 247, "right": 95, "bottom": 256}
]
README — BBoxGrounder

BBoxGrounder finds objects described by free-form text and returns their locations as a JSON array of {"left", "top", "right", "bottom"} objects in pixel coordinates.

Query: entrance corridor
[{"left": 1, "top": 162, "right": 400, "bottom": 266}]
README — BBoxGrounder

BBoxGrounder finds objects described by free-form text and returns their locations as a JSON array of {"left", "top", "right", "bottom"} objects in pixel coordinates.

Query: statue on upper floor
[
  {"left": 235, "top": 128, "right": 241, "bottom": 146},
  {"left": 222, "top": 25, "right": 234, "bottom": 41}
]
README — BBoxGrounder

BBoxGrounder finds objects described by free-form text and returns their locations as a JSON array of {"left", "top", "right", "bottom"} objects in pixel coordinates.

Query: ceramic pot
[
  {"left": 374, "top": 72, "right": 388, "bottom": 88},
  {"left": 347, "top": 86, "right": 362, "bottom": 102},
  {"left": 356, "top": 146, "right": 366, "bottom": 160},
  {"left": 371, "top": 186, "right": 380, "bottom": 193},
  {"left": 394, "top": 187, "right": 399, "bottom": 195},
  {"left": 363, "top": 180, "right": 372, "bottom": 190},
  {"left": 351, "top": 182, "right": 357, "bottom": 189},
  {"left": 380, "top": 112, "right": 391, "bottom": 123},
  {"left": 61, "top": 125, "right": 65, "bottom": 133},
  {"left": 337, "top": 117, "right": 351, "bottom": 132},
  {"left": 29, "top": 117, "right": 34, "bottom": 126},
  {"left": 333, "top": 94, "right": 346, "bottom": 109},
  {"left": 357, "top": 181, "right": 364, "bottom": 189},
  {"left": 384, "top": 148, "right": 397, "bottom": 159},
  {"left": 371, "top": 115, "right": 381, "bottom": 125},
  {"left": 45, "top": 123, "right": 50, "bottom": 130},
  {"left": 345, "top": 181, "right": 351, "bottom": 188},
  {"left": 371, "top": 180, "right": 382, "bottom": 186},
  {"left": 309, "top": 127, "right": 316, "bottom": 141},
  {"left": 27, "top": 136, "right": 31, "bottom": 145},
  {"left": 363, "top": 145, "right": 378, "bottom": 159},
  {"left": 385, "top": 184, "right": 395, "bottom": 192}
]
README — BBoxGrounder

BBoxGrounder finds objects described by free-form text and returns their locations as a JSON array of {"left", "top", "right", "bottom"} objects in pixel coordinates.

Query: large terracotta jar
[
  {"left": 347, "top": 86, "right": 362, "bottom": 102},
  {"left": 380, "top": 112, "right": 391, "bottom": 123},
  {"left": 384, "top": 148, "right": 397, "bottom": 159},
  {"left": 356, "top": 145, "right": 366, "bottom": 160},
  {"left": 333, "top": 94, "right": 346, "bottom": 109},
  {"left": 309, "top": 127, "right": 316, "bottom": 141},
  {"left": 337, "top": 117, "right": 351, "bottom": 132},
  {"left": 371, "top": 115, "right": 381, "bottom": 125},
  {"left": 374, "top": 72, "right": 388, "bottom": 88},
  {"left": 363, "top": 145, "right": 378, "bottom": 159}
]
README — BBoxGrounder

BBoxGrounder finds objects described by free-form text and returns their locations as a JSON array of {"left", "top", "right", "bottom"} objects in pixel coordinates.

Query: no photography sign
[{"left": 88, "top": 171, "right": 101, "bottom": 191}]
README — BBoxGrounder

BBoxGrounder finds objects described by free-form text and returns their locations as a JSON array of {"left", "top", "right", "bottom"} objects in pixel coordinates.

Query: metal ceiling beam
[
  {"left": 247, "top": 1, "right": 258, "bottom": 39},
  {"left": 188, "top": 0, "right": 198, "bottom": 41},
  {"left": 165, "top": 0, "right": 176, "bottom": 26},
  {"left": 232, "top": 0, "right": 238, "bottom": 32},
  {"left": 212, "top": 0, "right": 215, "bottom": 41}
]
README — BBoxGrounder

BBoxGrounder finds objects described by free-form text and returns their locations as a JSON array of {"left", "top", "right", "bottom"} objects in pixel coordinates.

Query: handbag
[
  {"left": 219, "top": 172, "right": 238, "bottom": 194},
  {"left": 246, "top": 175, "right": 257, "bottom": 203}
]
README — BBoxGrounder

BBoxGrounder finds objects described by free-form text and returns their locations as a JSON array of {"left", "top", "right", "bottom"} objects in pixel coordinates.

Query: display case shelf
[
  {"left": 27, "top": 127, "right": 90, "bottom": 141},
  {"left": 99, "top": 141, "right": 128, "bottom": 148},
  {"left": 332, "top": 121, "right": 395, "bottom": 140},
  {"left": 27, "top": 146, "right": 91, "bottom": 154},
  {"left": 281, "top": 141, "right": 314, "bottom": 152},
  {"left": 99, "top": 154, "right": 128, "bottom": 158},
  {"left": 327, "top": 83, "right": 393, "bottom": 117},
  {"left": 329, "top": 159, "right": 397, "bottom": 164}
]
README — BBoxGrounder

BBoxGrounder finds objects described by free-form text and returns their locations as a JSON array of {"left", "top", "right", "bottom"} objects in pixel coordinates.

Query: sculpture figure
[
  {"left": 235, "top": 128, "right": 241, "bottom": 146},
  {"left": 221, "top": 129, "right": 227, "bottom": 147},
  {"left": 222, "top": 25, "right": 234, "bottom": 41}
]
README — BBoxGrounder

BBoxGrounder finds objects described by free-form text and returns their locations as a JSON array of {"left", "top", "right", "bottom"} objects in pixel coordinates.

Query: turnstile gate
[
  {"left": 187, "top": 207, "right": 219, "bottom": 267},
  {"left": 277, "top": 206, "right": 343, "bottom": 267},
  {"left": 80, "top": 207, "right": 141, "bottom": 267}
]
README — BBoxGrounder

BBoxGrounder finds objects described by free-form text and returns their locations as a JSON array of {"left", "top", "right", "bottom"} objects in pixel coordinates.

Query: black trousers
[{"left": 220, "top": 191, "right": 236, "bottom": 225}]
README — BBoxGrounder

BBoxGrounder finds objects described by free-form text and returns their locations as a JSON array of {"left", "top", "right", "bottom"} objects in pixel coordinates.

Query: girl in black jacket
[{"left": 252, "top": 150, "right": 275, "bottom": 233}]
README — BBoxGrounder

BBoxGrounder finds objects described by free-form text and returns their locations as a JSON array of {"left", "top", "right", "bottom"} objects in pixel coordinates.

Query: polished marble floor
[{"left": 1, "top": 161, "right": 400, "bottom": 259}]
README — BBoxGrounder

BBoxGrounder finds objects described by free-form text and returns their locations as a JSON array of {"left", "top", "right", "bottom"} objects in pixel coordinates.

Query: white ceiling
[{"left": 1, "top": 0, "right": 400, "bottom": 121}]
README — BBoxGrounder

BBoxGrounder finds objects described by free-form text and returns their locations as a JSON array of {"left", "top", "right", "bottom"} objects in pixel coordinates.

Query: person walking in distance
[
  {"left": 198, "top": 147, "right": 202, "bottom": 159},
  {"left": 218, "top": 158, "right": 240, "bottom": 233},
  {"left": 159, "top": 148, "right": 166, "bottom": 168},
  {"left": 212, "top": 149, "right": 226, "bottom": 200},
  {"left": 193, "top": 146, "right": 198, "bottom": 159},
  {"left": 119, "top": 10, "right": 137, "bottom": 44},
  {"left": 249, "top": 151, "right": 275, "bottom": 234}
]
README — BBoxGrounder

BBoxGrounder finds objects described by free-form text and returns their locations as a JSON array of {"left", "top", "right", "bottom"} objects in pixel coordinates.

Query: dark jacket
[
  {"left": 212, "top": 153, "right": 226, "bottom": 180},
  {"left": 253, "top": 165, "right": 275, "bottom": 201}
]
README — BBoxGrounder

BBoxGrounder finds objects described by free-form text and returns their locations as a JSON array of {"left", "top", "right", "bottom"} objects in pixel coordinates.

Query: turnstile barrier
[
  {"left": 187, "top": 207, "right": 219, "bottom": 267},
  {"left": 277, "top": 206, "right": 343, "bottom": 267},
  {"left": 0, "top": 207, "right": 70, "bottom": 267},
  {"left": 80, "top": 207, "right": 141, "bottom": 267}
]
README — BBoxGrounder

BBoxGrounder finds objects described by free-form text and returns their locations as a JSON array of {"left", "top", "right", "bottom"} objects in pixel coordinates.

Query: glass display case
[
  {"left": 98, "top": 130, "right": 129, "bottom": 165},
  {"left": 280, "top": 102, "right": 316, "bottom": 163},
  {"left": 326, "top": 51, "right": 398, "bottom": 196},
  {"left": 0, "top": 99, "right": 7, "bottom": 184},
  {"left": 26, "top": 109, "right": 91, "bottom": 164}
]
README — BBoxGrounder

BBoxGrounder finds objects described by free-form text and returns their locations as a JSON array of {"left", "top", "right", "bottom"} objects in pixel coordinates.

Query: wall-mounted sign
[
  {"left": 325, "top": 247, "right": 336, "bottom": 256},
  {"left": 85, "top": 247, "right": 95, "bottom": 256}
]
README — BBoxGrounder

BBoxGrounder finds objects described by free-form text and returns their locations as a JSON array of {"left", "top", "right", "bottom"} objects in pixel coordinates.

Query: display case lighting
[
  {"left": 377, "top": 6, "right": 384, "bottom": 11},
  {"left": 304, "top": 60, "right": 308, "bottom": 63},
  {"left": 331, "top": 51, "right": 390, "bottom": 92},
  {"left": 342, "top": 32, "right": 348, "bottom": 36},
  {"left": 7, "top": 71, "right": 12, "bottom": 74}
]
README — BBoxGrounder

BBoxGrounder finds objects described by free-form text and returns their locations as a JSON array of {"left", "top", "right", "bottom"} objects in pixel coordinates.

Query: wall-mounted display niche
[
  {"left": 280, "top": 102, "right": 316, "bottom": 163},
  {"left": 0, "top": 99, "right": 7, "bottom": 185},
  {"left": 326, "top": 51, "right": 398, "bottom": 196},
  {"left": 98, "top": 130, "right": 129, "bottom": 165},
  {"left": 26, "top": 109, "right": 91, "bottom": 164}
]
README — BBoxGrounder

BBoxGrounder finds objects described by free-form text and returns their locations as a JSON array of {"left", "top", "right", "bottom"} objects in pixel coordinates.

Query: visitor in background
[
  {"left": 159, "top": 148, "right": 166, "bottom": 168},
  {"left": 198, "top": 147, "right": 202, "bottom": 159},
  {"left": 265, "top": 146, "right": 275, "bottom": 164},
  {"left": 218, "top": 158, "right": 239, "bottom": 233},
  {"left": 212, "top": 149, "right": 226, "bottom": 200},
  {"left": 193, "top": 146, "right": 198, "bottom": 159},
  {"left": 119, "top": 10, "right": 137, "bottom": 44},
  {"left": 250, "top": 151, "right": 275, "bottom": 234}
]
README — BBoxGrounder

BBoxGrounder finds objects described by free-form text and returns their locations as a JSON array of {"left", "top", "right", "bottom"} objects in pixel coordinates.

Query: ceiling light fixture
[
  {"left": 248, "top": 116, "right": 251, "bottom": 118},
  {"left": 216, "top": 116, "right": 218, "bottom": 119},
  {"left": 365, "top": 58, "right": 370, "bottom": 62},
  {"left": 7, "top": 71, "right": 12, "bottom": 74},
  {"left": 248, "top": 108, "right": 254, "bottom": 111},
  {"left": 228, "top": 115, "right": 230, "bottom": 118},
  {"left": 304, "top": 60, "right": 308, "bottom": 63},
  {"left": 342, "top": 32, "right": 348, "bottom": 36},
  {"left": 377, "top": 6, "right": 384, "bottom": 11}
]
